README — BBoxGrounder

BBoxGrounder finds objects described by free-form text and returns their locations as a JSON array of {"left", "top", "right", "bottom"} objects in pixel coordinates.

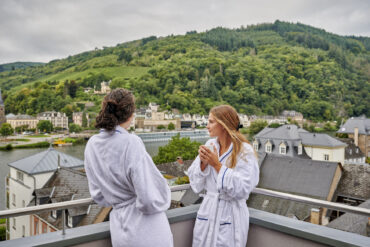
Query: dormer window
[
  {"left": 253, "top": 140, "right": 259, "bottom": 151},
  {"left": 67, "top": 214, "right": 73, "bottom": 228},
  {"left": 298, "top": 143, "right": 302, "bottom": 155},
  {"left": 265, "top": 141, "right": 272, "bottom": 153},
  {"left": 279, "top": 142, "right": 286, "bottom": 155},
  {"left": 51, "top": 210, "right": 57, "bottom": 218}
]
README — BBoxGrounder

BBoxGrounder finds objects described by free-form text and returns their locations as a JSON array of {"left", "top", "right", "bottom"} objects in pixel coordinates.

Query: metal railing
[{"left": 1, "top": 184, "right": 370, "bottom": 219}]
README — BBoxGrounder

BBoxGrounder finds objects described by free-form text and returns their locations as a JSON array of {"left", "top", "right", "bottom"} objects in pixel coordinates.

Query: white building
[
  {"left": 37, "top": 111, "right": 68, "bottom": 130},
  {"left": 6, "top": 114, "right": 39, "bottom": 130},
  {"left": 253, "top": 125, "right": 347, "bottom": 164},
  {"left": 6, "top": 147, "right": 84, "bottom": 240}
]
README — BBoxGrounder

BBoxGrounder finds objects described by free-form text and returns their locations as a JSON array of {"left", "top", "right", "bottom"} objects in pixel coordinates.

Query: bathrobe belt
[{"left": 112, "top": 197, "right": 136, "bottom": 210}]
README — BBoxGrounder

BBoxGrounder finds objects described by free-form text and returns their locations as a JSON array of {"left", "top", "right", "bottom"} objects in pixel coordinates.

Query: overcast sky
[{"left": 0, "top": 0, "right": 369, "bottom": 64}]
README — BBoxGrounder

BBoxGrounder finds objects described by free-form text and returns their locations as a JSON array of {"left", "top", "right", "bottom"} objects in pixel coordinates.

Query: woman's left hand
[{"left": 199, "top": 145, "right": 222, "bottom": 173}]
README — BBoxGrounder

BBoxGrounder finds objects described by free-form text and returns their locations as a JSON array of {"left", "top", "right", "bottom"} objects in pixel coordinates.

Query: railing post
[{"left": 62, "top": 210, "right": 66, "bottom": 235}]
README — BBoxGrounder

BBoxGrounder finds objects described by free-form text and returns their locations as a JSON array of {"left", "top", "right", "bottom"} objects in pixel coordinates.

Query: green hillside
[
  {"left": 0, "top": 62, "right": 45, "bottom": 72},
  {"left": 0, "top": 20, "right": 369, "bottom": 121}
]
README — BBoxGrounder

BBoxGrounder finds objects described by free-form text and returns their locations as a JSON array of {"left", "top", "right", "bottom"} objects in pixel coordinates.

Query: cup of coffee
[{"left": 205, "top": 144, "right": 214, "bottom": 152}]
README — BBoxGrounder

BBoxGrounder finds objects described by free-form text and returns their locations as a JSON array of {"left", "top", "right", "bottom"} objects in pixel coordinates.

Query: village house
[
  {"left": 253, "top": 124, "right": 347, "bottom": 164},
  {"left": 6, "top": 147, "right": 84, "bottom": 240},
  {"left": 72, "top": 112, "right": 90, "bottom": 127},
  {"left": 337, "top": 116, "right": 370, "bottom": 157},
  {"left": 28, "top": 167, "right": 110, "bottom": 237},
  {"left": 37, "top": 111, "right": 68, "bottom": 130},
  {"left": 281, "top": 110, "right": 304, "bottom": 123},
  {"left": 6, "top": 114, "right": 39, "bottom": 130},
  {"left": 247, "top": 153, "right": 343, "bottom": 225}
]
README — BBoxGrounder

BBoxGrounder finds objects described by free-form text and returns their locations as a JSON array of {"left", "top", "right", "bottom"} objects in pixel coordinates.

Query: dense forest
[{"left": 0, "top": 21, "right": 369, "bottom": 121}]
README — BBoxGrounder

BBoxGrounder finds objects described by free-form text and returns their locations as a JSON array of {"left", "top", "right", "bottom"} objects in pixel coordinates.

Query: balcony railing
[
  {"left": 1, "top": 184, "right": 369, "bottom": 247},
  {"left": 2, "top": 185, "right": 369, "bottom": 219}
]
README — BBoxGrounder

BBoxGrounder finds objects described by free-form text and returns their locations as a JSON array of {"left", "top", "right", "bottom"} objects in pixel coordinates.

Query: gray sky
[{"left": 0, "top": 0, "right": 369, "bottom": 64}]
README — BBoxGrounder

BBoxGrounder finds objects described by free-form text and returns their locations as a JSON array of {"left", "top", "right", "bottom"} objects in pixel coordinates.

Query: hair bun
[{"left": 107, "top": 101, "right": 116, "bottom": 114}]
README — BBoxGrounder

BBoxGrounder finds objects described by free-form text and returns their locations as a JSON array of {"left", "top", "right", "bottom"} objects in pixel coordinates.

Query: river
[{"left": 0, "top": 138, "right": 209, "bottom": 210}]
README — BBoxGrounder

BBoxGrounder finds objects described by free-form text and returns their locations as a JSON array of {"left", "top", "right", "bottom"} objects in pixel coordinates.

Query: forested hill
[
  {"left": 0, "top": 20, "right": 369, "bottom": 121},
  {"left": 0, "top": 62, "right": 45, "bottom": 72}
]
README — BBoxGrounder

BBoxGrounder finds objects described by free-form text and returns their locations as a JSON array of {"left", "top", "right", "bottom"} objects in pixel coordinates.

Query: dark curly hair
[{"left": 95, "top": 88, "right": 135, "bottom": 131}]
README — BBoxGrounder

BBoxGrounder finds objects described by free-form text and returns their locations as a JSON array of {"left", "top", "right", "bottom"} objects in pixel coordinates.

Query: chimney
[
  {"left": 176, "top": 156, "right": 184, "bottom": 165},
  {"left": 310, "top": 208, "right": 322, "bottom": 225},
  {"left": 354, "top": 127, "right": 359, "bottom": 147}
]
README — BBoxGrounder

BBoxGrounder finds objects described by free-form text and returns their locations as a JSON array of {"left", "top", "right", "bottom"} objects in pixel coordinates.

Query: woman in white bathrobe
[
  {"left": 188, "top": 105, "right": 259, "bottom": 247},
  {"left": 84, "top": 89, "right": 173, "bottom": 247}
]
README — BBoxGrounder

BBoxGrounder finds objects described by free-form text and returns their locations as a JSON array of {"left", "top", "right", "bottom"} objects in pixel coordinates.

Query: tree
[
  {"left": 37, "top": 120, "right": 53, "bottom": 133},
  {"left": 82, "top": 112, "right": 88, "bottom": 128},
  {"left": 69, "top": 123, "right": 82, "bottom": 133},
  {"left": 153, "top": 134, "right": 200, "bottom": 164},
  {"left": 157, "top": 125, "right": 166, "bottom": 130},
  {"left": 247, "top": 120, "right": 268, "bottom": 137},
  {"left": 0, "top": 123, "right": 13, "bottom": 138},
  {"left": 168, "top": 122, "right": 175, "bottom": 130}
]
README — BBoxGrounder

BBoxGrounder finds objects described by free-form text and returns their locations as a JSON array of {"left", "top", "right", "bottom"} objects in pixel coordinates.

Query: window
[
  {"left": 67, "top": 215, "right": 73, "bottom": 228},
  {"left": 12, "top": 194, "right": 16, "bottom": 207},
  {"left": 22, "top": 200, "right": 25, "bottom": 208},
  {"left": 51, "top": 210, "right": 57, "bottom": 218},
  {"left": 16, "top": 171, "right": 24, "bottom": 182},
  {"left": 253, "top": 143, "right": 259, "bottom": 151},
  {"left": 280, "top": 146, "right": 286, "bottom": 155},
  {"left": 42, "top": 222, "right": 48, "bottom": 233},
  {"left": 22, "top": 225, "right": 25, "bottom": 237},
  {"left": 265, "top": 144, "right": 272, "bottom": 153},
  {"left": 13, "top": 218, "right": 16, "bottom": 230},
  {"left": 324, "top": 154, "right": 329, "bottom": 161},
  {"left": 298, "top": 144, "right": 302, "bottom": 155}
]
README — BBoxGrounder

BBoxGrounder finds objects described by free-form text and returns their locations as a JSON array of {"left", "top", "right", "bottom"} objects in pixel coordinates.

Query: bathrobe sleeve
[
  {"left": 128, "top": 136, "right": 171, "bottom": 215},
  {"left": 216, "top": 143, "right": 259, "bottom": 200},
  {"left": 187, "top": 155, "right": 211, "bottom": 193},
  {"left": 84, "top": 142, "right": 110, "bottom": 207}
]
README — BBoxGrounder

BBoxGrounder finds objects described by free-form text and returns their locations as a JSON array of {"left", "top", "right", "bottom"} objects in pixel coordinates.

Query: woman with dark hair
[
  {"left": 187, "top": 105, "right": 259, "bottom": 247},
  {"left": 84, "top": 89, "right": 173, "bottom": 247}
]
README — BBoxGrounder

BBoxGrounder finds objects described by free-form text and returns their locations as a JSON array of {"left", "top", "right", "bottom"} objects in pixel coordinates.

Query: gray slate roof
[
  {"left": 340, "top": 139, "right": 366, "bottom": 160},
  {"left": 257, "top": 154, "right": 340, "bottom": 199},
  {"left": 248, "top": 154, "right": 342, "bottom": 220},
  {"left": 8, "top": 147, "right": 84, "bottom": 174},
  {"left": 327, "top": 199, "right": 370, "bottom": 236},
  {"left": 32, "top": 167, "right": 107, "bottom": 229},
  {"left": 156, "top": 160, "right": 193, "bottom": 177},
  {"left": 337, "top": 116, "right": 370, "bottom": 135},
  {"left": 336, "top": 164, "right": 370, "bottom": 200},
  {"left": 247, "top": 194, "right": 312, "bottom": 220},
  {"left": 255, "top": 125, "right": 306, "bottom": 140},
  {"left": 300, "top": 133, "right": 347, "bottom": 147}
]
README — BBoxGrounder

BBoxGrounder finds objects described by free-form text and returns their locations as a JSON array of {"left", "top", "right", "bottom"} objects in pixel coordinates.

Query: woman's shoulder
[{"left": 240, "top": 142, "right": 255, "bottom": 156}]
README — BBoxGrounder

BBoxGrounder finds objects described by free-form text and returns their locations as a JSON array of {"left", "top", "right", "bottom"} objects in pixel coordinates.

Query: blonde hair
[{"left": 210, "top": 105, "right": 250, "bottom": 169}]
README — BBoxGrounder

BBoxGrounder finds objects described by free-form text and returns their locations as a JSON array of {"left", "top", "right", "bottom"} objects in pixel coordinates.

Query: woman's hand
[{"left": 199, "top": 145, "right": 222, "bottom": 173}]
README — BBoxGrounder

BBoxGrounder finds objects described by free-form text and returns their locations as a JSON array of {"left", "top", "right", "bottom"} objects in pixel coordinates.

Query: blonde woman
[{"left": 187, "top": 105, "right": 259, "bottom": 247}]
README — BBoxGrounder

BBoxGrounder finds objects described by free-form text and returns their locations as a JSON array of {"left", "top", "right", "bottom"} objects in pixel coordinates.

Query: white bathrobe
[
  {"left": 187, "top": 138, "right": 259, "bottom": 247},
  {"left": 84, "top": 126, "right": 173, "bottom": 247}
]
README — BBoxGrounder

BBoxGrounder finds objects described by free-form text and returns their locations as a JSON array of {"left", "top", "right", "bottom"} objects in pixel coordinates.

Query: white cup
[{"left": 205, "top": 144, "right": 214, "bottom": 152}]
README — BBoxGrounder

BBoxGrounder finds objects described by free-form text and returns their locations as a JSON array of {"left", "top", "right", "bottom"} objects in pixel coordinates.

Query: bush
[
  {"left": 153, "top": 134, "right": 200, "bottom": 164},
  {"left": 0, "top": 226, "right": 5, "bottom": 241},
  {"left": 175, "top": 176, "right": 190, "bottom": 185}
]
